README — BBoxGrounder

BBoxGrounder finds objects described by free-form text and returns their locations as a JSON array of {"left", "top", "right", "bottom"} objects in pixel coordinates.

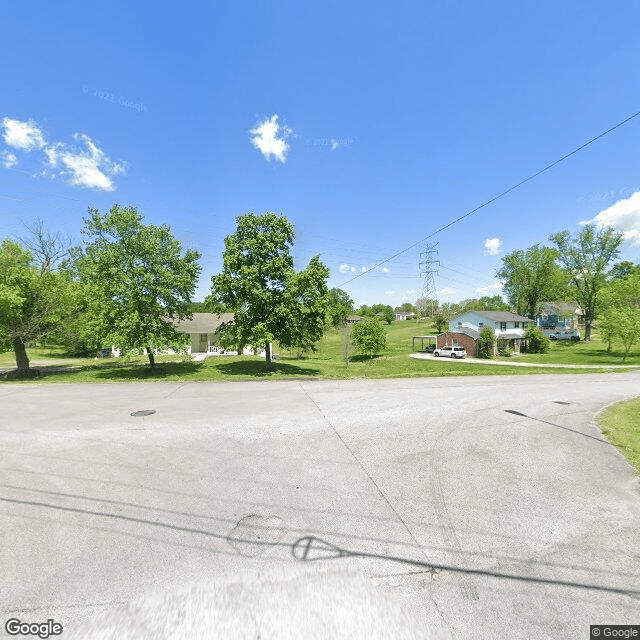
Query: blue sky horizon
[{"left": 2, "top": 1, "right": 640, "bottom": 308}]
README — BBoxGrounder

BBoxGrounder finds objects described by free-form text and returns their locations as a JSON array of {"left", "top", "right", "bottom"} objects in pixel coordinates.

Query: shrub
[
  {"left": 477, "top": 326, "right": 495, "bottom": 359},
  {"left": 524, "top": 324, "right": 550, "bottom": 353},
  {"left": 498, "top": 345, "right": 513, "bottom": 357},
  {"left": 352, "top": 317, "right": 387, "bottom": 356}
]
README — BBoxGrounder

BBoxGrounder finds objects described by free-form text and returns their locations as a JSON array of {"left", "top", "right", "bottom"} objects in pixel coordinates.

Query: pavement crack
[{"left": 297, "top": 382, "right": 434, "bottom": 568}]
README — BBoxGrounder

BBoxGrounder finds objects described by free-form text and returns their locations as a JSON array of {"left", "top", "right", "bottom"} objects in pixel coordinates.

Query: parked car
[
  {"left": 434, "top": 345, "right": 467, "bottom": 358},
  {"left": 544, "top": 328, "right": 580, "bottom": 341}
]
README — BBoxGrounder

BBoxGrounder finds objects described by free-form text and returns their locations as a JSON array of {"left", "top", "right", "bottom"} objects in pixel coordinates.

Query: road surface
[{"left": 1, "top": 373, "right": 639, "bottom": 639}]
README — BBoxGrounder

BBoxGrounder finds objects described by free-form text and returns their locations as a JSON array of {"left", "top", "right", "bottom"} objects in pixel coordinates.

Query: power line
[{"left": 338, "top": 107, "right": 640, "bottom": 287}]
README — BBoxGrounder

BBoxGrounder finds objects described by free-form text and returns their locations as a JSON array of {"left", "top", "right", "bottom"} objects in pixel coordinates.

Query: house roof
[
  {"left": 497, "top": 332, "right": 525, "bottom": 340},
  {"left": 458, "top": 311, "right": 532, "bottom": 323},
  {"left": 169, "top": 312, "right": 234, "bottom": 333},
  {"left": 538, "top": 301, "right": 583, "bottom": 316},
  {"left": 448, "top": 327, "right": 479, "bottom": 340},
  {"left": 346, "top": 314, "right": 366, "bottom": 322}
]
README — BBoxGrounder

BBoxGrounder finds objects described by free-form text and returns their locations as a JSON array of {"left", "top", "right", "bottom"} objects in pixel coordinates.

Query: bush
[
  {"left": 352, "top": 317, "right": 387, "bottom": 356},
  {"left": 477, "top": 326, "right": 495, "bottom": 359},
  {"left": 498, "top": 345, "right": 513, "bottom": 357},
  {"left": 524, "top": 325, "right": 550, "bottom": 353}
]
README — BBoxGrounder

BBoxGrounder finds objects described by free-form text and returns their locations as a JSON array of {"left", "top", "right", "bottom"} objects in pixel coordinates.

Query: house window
[
  {"left": 514, "top": 322, "right": 519, "bottom": 328},
  {"left": 500, "top": 322, "right": 507, "bottom": 331},
  {"left": 479, "top": 322, "right": 483, "bottom": 327}
]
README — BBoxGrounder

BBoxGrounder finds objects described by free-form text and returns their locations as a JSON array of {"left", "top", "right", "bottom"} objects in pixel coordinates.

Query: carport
[{"left": 412, "top": 335, "right": 438, "bottom": 352}]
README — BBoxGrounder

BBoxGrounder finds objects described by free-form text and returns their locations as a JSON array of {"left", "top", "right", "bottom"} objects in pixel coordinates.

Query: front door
[{"left": 199, "top": 333, "right": 208, "bottom": 352}]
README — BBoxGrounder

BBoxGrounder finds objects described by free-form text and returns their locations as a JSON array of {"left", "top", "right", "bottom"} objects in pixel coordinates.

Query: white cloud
[
  {"left": 484, "top": 238, "right": 502, "bottom": 255},
  {"left": 401, "top": 296, "right": 409, "bottom": 301},
  {"left": 582, "top": 191, "right": 640, "bottom": 245},
  {"left": 1, "top": 150, "right": 17, "bottom": 168},
  {"left": 331, "top": 138, "right": 339, "bottom": 151},
  {"left": 339, "top": 263, "right": 350, "bottom": 273},
  {"left": 475, "top": 282, "right": 503, "bottom": 295},
  {"left": 2, "top": 117, "right": 46, "bottom": 151},
  {"left": 44, "top": 133, "right": 126, "bottom": 191},
  {"left": 437, "top": 287, "right": 455, "bottom": 296},
  {"left": 249, "top": 114, "right": 292, "bottom": 163},
  {"left": 361, "top": 266, "right": 367, "bottom": 272},
  {"left": 406, "top": 289, "right": 415, "bottom": 294},
  {"left": 384, "top": 290, "right": 395, "bottom": 295},
  {"left": 351, "top": 266, "right": 356, "bottom": 272},
  {"left": 381, "top": 267, "right": 390, "bottom": 273},
  {"left": 0, "top": 117, "right": 126, "bottom": 191}
]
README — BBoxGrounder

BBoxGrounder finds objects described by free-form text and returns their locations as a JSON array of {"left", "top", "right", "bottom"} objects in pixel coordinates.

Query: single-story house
[
  {"left": 346, "top": 315, "right": 366, "bottom": 324},
  {"left": 535, "top": 302, "right": 584, "bottom": 329},
  {"left": 168, "top": 312, "right": 271, "bottom": 356},
  {"left": 394, "top": 311, "right": 416, "bottom": 321},
  {"left": 437, "top": 310, "right": 532, "bottom": 355},
  {"left": 169, "top": 312, "right": 235, "bottom": 354}
]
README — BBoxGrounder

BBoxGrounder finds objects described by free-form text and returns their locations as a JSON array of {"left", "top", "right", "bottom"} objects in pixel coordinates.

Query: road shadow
[
  {"left": 1, "top": 494, "right": 637, "bottom": 600},
  {"left": 215, "top": 360, "right": 321, "bottom": 377}
]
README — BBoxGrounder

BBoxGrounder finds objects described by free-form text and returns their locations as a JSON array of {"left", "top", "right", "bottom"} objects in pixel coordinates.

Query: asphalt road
[{"left": 1, "top": 373, "right": 639, "bottom": 639}]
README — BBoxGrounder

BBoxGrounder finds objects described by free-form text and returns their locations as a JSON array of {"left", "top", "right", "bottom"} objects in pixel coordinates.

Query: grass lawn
[
  {"left": 494, "top": 330, "right": 640, "bottom": 366},
  {"left": 597, "top": 397, "right": 640, "bottom": 476},
  {"left": 0, "top": 320, "right": 629, "bottom": 384}
]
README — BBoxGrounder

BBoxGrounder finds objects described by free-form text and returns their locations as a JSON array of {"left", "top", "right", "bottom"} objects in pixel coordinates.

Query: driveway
[
  {"left": 1, "top": 374, "right": 639, "bottom": 639},
  {"left": 411, "top": 352, "right": 640, "bottom": 368}
]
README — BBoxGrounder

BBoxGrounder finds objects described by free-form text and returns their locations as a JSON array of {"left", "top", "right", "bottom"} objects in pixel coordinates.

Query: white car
[{"left": 433, "top": 345, "right": 467, "bottom": 358}]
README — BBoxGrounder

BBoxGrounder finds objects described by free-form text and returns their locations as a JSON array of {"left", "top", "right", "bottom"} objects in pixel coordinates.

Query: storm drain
[{"left": 130, "top": 410, "right": 156, "bottom": 417}]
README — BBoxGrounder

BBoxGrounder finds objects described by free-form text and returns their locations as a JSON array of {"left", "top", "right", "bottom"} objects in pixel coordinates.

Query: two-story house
[{"left": 436, "top": 310, "right": 532, "bottom": 356}]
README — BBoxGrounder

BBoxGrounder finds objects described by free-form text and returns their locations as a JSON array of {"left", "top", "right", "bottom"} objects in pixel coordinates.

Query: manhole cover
[
  {"left": 130, "top": 410, "right": 156, "bottom": 417},
  {"left": 227, "top": 514, "right": 284, "bottom": 557}
]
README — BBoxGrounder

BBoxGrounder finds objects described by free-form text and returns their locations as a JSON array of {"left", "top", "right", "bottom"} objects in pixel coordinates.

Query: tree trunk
[
  {"left": 584, "top": 322, "right": 592, "bottom": 342},
  {"left": 146, "top": 346, "right": 156, "bottom": 368},
  {"left": 265, "top": 341, "right": 272, "bottom": 364},
  {"left": 13, "top": 337, "right": 29, "bottom": 371}
]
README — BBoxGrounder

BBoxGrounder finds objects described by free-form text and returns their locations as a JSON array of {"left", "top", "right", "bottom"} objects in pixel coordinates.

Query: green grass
[
  {"left": 494, "top": 330, "right": 640, "bottom": 366},
  {"left": 0, "top": 320, "right": 629, "bottom": 384},
  {"left": 597, "top": 397, "right": 640, "bottom": 476}
]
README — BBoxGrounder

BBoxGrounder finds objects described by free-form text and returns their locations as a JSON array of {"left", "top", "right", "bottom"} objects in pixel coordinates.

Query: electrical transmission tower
[{"left": 419, "top": 243, "right": 439, "bottom": 317}]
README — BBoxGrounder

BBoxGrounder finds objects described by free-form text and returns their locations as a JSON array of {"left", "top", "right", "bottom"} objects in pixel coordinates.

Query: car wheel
[
  {"left": 451, "top": 353, "right": 456, "bottom": 359},
  {"left": 433, "top": 352, "right": 438, "bottom": 357}
]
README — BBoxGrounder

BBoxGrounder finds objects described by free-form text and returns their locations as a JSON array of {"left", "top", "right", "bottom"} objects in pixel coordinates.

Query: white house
[
  {"left": 394, "top": 311, "right": 415, "bottom": 321},
  {"left": 441, "top": 310, "right": 532, "bottom": 354}
]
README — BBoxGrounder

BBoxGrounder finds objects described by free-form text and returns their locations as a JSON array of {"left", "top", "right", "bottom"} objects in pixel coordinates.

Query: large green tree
[
  {"left": 327, "top": 287, "right": 354, "bottom": 327},
  {"left": 496, "top": 245, "right": 569, "bottom": 319},
  {"left": 352, "top": 317, "right": 387, "bottom": 356},
  {"left": 598, "top": 274, "right": 640, "bottom": 361},
  {"left": 0, "top": 239, "right": 74, "bottom": 373},
  {"left": 607, "top": 260, "right": 640, "bottom": 281},
  {"left": 549, "top": 224, "right": 623, "bottom": 342},
  {"left": 210, "top": 212, "right": 329, "bottom": 364},
  {"left": 76, "top": 205, "right": 201, "bottom": 367}
]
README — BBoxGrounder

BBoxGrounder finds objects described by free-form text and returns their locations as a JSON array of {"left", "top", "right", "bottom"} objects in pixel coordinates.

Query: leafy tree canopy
[
  {"left": 327, "top": 287, "right": 354, "bottom": 327},
  {"left": 352, "top": 317, "right": 387, "bottom": 356},
  {"left": 0, "top": 239, "right": 75, "bottom": 372},
  {"left": 76, "top": 205, "right": 201, "bottom": 367},
  {"left": 549, "top": 224, "right": 623, "bottom": 341},
  {"left": 210, "top": 212, "right": 329, "bottom": 363},
  {"left": 496, "top": 245, "right": 569, "bottom": 319},
  {"left": 607, "top": 260, "right": 640, "bottom": 281}
]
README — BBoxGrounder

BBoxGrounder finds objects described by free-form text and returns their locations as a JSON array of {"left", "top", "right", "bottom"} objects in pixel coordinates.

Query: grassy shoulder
[
  {"left": 0, "top": 320, "right": 623, "bottom": 383},
  {"left": 493, "top": 330, "right": 640, "bottom": 366},
  {"left": 597, "top": 397, "right": 640, "bottom": 476}
]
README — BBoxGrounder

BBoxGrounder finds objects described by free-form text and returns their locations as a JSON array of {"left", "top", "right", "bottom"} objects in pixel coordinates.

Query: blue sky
[{"left": 2, "top": 1, "right": 640, "bottom": 308}]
